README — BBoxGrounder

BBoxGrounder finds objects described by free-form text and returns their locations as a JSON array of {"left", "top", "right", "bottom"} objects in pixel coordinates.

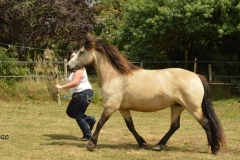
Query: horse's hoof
[
  {"left": 211, "top": 149, "right": 218, "bottom": 155},
  {"left": 86, "top": 140, "right": 96, "bottom": 151},
  {"left": 152, "top": 144, "right": 164, "bottom": 151},
  {"left": 139, "top": 143, "right": 147, "bottom": 149}
]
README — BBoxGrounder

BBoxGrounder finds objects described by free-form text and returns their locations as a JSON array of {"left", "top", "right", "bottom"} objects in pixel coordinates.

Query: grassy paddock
[{"left": 0, "top": 99, "right": 240, "bottom": 160}]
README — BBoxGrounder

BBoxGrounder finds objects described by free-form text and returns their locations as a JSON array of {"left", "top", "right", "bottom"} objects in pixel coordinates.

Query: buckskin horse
[{"left": 67, "top": 33, "right": 225, "bottom": 154}]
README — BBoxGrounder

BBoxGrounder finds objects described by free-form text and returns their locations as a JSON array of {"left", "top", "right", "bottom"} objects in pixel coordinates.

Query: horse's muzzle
[{"left": 67, "top": 65, "right": 75, "bottom": 72}]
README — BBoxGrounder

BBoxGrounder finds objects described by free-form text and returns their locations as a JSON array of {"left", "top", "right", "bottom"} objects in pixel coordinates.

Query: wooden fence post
[
  {"left": 140, "top": 62, "right": 143, "bottom": 68},
  {"left": 208, "top": 64, "right": 212, "bottom": 83},
  {"left": 194, "top": 58, "right": 197, "bottom": 73},
  {"left": 64, "top": 58, "right": 68, "bottom": 82},
  {"left": 54, "top": 59, "right": 61, "bottom": 105}
]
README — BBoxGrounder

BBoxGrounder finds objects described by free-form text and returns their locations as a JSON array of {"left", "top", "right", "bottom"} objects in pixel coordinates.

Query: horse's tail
[{"left": 198, "top": 75, "right": 226, "bottom": 150}]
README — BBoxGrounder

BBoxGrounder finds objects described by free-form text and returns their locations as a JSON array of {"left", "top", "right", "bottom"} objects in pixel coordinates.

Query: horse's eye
[{"left": 79, "top": 51, "right": 84, "bottom": 54}]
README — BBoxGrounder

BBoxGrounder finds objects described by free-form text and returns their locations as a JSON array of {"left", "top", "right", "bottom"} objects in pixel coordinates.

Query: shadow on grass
[
  {"left": 42, "top": 134, "right": 86, "bottom": 147},
  {"left": 43, "top": 134, "right": 79, "bottom": 140},
  {"left": 42, "top": 133, "right": 138, "bottom": 149},
  {"left": 41, "top": 133, "right": 210, "bottom": 153}
]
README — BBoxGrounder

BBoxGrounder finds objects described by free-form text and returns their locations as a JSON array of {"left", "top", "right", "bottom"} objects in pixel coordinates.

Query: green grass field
[{"left": 0, "top": 99, "right": 240, "bottom": 160}]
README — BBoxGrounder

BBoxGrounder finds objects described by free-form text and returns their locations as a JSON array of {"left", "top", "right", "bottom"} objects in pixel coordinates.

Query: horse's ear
[
  {"left": 84, "top": 33, "right": 96, "bottom": 50},
  {"left": 86, "top": 33, "right": 93, "bottom": 39},
  {"left": 86, "top": 33, "right": 100, "bottom": 42}
]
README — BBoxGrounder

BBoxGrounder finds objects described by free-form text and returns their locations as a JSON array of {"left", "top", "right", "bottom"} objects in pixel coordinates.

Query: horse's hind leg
[
  {"left": 119, "top": 110, "right": 147, "bottom": 149},
  {"left": 152, "top": 105, "right": 184, "bottom": 151},
  {"left": 191, "top": 111, "right": 221, "bottom": 154}
]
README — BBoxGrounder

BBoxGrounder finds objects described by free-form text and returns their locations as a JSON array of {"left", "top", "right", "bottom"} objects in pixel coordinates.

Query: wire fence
[
  {"left": 1, "top": 60, "right": 240, "bottom": 80},
  {"left": 2, "top": 60, "right": 240, "bottom": 79},
  {"left": 0, "top": 60, "right": 239, "bottom": 101}
]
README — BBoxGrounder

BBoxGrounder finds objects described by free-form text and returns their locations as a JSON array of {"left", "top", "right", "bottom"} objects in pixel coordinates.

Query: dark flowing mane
[{"left": 83, "top": 33, "right": 140, "bottom": 74}]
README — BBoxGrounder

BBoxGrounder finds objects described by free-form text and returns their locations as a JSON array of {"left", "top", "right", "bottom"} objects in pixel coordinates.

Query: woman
[{"left": 55, "top": 51, "right": 96, "bottom": 141}]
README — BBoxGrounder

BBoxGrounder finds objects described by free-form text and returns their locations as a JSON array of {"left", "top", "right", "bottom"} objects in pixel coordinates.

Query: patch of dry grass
[{"left": 0, "top": 99, "right": 239, "bottom": 160}]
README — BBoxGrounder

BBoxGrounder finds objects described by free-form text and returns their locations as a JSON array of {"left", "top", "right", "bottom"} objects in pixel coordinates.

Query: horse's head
[{"left": 67, "top": 47, "right": 94, "bottom": 72}]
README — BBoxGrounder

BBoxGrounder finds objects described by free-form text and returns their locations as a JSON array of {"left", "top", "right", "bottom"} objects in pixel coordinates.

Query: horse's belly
[{"left": 120, "top": 97, "right": 172, "bottom": 112}]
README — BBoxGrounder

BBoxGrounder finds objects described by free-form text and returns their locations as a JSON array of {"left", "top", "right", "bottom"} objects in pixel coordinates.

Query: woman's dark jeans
[{"left": 66, "top": 89, "right": 95, "bottom": 138}]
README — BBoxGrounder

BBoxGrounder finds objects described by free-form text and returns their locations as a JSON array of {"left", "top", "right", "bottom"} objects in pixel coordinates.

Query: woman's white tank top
[{"left": 68, "top": 68, "right": 92, "bottom": 95}]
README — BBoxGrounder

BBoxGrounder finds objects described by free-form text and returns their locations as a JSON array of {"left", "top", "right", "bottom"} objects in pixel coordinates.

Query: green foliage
[
  {"left": 93, "top": 0, "right": 124, "bottom": 44},
  {"left": 0, "top": 47, "right": 28, "bottom": 85},
  {"left": 0, "top": 47, "right": 28, "bottom": 100},
  {"left": 116, "top": 0, "right": 165, "bottom": 61},
  {"left": 112, "top": 0, "right": 240, "bottom": 64}
]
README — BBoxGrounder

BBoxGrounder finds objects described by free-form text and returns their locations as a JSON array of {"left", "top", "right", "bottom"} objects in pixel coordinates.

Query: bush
[
  {"left": 0, "top": 47, "right": 28, "bottom": 100},
  {"left": 0, "top": 47, "right": 28, "bottom": 84}
]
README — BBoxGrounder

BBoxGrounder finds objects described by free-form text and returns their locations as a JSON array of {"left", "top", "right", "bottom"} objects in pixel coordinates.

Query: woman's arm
[{"left": 55, "top": 69, "right": 84, "bottom": 90}]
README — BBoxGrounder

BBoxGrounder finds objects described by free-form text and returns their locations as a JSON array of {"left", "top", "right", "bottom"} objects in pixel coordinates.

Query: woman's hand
[{"left": 55, "top": 84, "right": 63, "bottom": 89}]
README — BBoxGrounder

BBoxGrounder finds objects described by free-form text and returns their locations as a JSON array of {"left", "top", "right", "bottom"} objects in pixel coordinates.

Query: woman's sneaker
[{"left": 78, "top": 137, "right": 91, "bottom": 141}]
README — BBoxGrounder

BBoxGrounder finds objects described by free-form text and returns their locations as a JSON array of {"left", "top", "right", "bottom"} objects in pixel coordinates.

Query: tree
[
  {"left": 0, "top": 0, "right": 98, "bottom": 60},
  {"left": 115, "top": 0, "right": 240, "bottom": 68},
  {"left": 93, "top": 0, "right": 124, "bottom": 42}
]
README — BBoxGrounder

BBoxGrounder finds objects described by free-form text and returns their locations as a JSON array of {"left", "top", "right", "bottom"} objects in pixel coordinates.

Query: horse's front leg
[
  {"left": 119, "top": 110, "right": 147, "bottom": 149},
  {"left": 87, "top": 107, "right": 116, "bottom": 151}
]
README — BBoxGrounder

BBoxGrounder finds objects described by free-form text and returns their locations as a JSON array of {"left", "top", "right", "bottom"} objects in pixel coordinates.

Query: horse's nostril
[{"left": 67, "top": 65, "right": 74, "bottom": 72}]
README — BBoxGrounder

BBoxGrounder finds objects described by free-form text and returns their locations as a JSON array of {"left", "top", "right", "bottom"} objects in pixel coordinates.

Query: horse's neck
[{"left": 93, "top": 54, "right": 119, "bottom": 84}]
